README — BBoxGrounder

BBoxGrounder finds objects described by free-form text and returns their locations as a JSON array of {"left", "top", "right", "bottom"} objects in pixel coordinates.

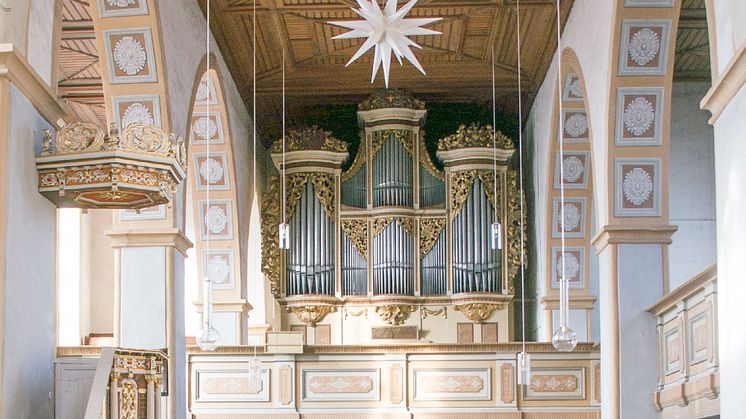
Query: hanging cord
[
  {"left": 555, "top": 0, "right": 568, "bottom": 331},
  {"left": 491, "top": 46, "right": 498, "bottom": 225},
  {"left": 281, "top": 51, "right": 287, "bottom": 229},
  {"left": 515, "top": 0, "right": 527, "bottom": 361},
  {"left": 204, "top": 0, "right": 212, "bottom": 331},
  {"left": 252, "top": 0, "right": 258, "bottom": 350}
]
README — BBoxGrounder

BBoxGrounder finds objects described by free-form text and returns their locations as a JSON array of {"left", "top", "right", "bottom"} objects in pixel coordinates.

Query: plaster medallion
[
  {"left": 623, "top": 97, "right": 655, "bottom": 136},
  {"left": 207, "top": 255, "right": 230, "bottom": 284},
  {"left": 564, "top": 114, "right": 588, "bottom": 138},
  {"left": 628, "top": 27, "right": 660, "bottom": 66},
  {"left": 623, "top": 167, "right": 653, "bottom": 205},
  {"left": 122, "top": 103, "right": 154, "bottom": 128},
  {"left": 199, "top": 158, "right": 224, "bottom": 184},
  {"left": 113, "top": 36, "right": 146, "bottom": 75},
  {"left": 562, "top": 156, "right": 584, "bottom": 183},
  {"left": 556, "top": 252, "right": 580, "bottom": 282},
  {"left": 192, "top": 117, "right": 218, "bottom": 141},
  {"left": 559, "top": 203, "right": 581, "bottom": 232},
  {"left": 204, "top": 205, "right": 228, "bottom": 234},
  {"left": 108, "top": 0, "right": 136, "bottom": 6},
  {"left": 568, "top": 79, "right": 583, "bottom": 98}
]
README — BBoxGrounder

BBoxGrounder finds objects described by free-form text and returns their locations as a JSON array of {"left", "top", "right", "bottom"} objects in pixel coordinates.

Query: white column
[{"left": 593, "top": 226, "right": 675, "bottom": 419}]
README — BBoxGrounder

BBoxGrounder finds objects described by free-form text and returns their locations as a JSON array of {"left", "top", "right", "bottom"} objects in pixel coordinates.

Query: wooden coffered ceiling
[{"left": 200, "top": 0, "right": 574, "bottom": 138}]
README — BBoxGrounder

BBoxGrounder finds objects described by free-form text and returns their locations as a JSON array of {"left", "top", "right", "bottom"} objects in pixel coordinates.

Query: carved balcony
[{"left": 35, "top": 122, "right": 186, "bottom": 209}]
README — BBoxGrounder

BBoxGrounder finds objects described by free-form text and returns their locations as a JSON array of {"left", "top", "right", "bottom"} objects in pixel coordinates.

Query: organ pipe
[
  {"left": 451, "top": 179, "right": 500, "bottom": 294},
  {"left": 421, "top": 229, "right": 446, "bottom": 295},
  {"left": 372, "top": 135, "right": 413, "bottom": 207},
  {"left": 373, "top": 221, "right": 414, "bottom": 295},
  {"left": 286, "top": 181, "right": 335, "bottom": 296}
]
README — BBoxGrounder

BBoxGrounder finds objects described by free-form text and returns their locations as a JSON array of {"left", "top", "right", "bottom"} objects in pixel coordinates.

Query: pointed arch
[
  {"left": 540, "top": 48, "right": 598, "bottom": 345},
  {"left": 184, "top": 55, "right": 250, "bottom": 345}
]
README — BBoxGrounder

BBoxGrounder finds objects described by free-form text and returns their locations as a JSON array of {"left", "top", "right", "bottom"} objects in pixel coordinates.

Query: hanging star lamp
[{"left": 329, "top": 0, "right": 442, "bottom": 87}]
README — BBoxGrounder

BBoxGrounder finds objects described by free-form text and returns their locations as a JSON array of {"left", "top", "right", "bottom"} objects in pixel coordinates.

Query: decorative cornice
[
  {"left": 541, "top": 296, "right": 598, "bottom": 310},
  {"left": 105, "top": 228, "right": 193, "bottom": 255},
  {"left": 591, "top": 224, "right": 678, "bottom": 254},
  {"left": 648, "top": 264, "right": 717, "bottom": 315},
  {"left": 185, "top": 342, "right": 599, "bottom": 355},
  {"left": 701, "top": 40, "right": 746, "bottom": 125},
  {"left": 0, "top": 44, "right": 69, "bottom": 128}
]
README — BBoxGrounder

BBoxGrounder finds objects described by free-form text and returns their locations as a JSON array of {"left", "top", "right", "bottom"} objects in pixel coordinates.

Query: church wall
[
  {"left": 667, "top": 81, "right": 716, "bottom": 290},
  {"left": 155, "top": 0, "right": 272, "bottom": 326},
  {"left": 2, "top": 84, "right": 56, "bottom": 419},
  {"left": 711, "top": 81, "right": 746, "bottom": 418},
  {"left": 527, "top": 0, "right": 616, "bottom": 342},
  {"left": 81, "top": 210, "right": 115, "bottom": 336},
  {"left": 26, "top": 0, "right": 56, "bottom": 86}
]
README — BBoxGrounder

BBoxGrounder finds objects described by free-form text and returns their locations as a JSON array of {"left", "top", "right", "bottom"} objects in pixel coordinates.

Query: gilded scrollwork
[
  {"left": 287, "top": 305, "right": 336, "bottom": 326},
  {"left": 341, "top": 141, "right": 366, "bottom": 182},
  {"left": 358, "top": 89, "right": 425, "bottom": 111},
  {"left": 419, "top": 132, "right": 444, "bottom": 180},
  {"left": 371, "top": 130, "right": 414, "bottom": 158},
  {"left": 396, "top": 217, "right": 415, "bottom": 237},
  {"left": 506, "top": 170, "right": 527, "bottom": 290},
  {"left": 421, "top": 306, "right": 447, "bottom": 319},
  {"left": 261, "top": 176, "right": 282, "bottom": 297},
  {"left": 449, "top": 170, "right": 477, "bottom": 218},
  {"left": 341, "top": 219, "right": 368, "bottom": 258},
  {"left": 372, "top": 218, "right": 393, "bottom": 238},
  {"left": 454, "top": 303, "right": 503, "bottom": 323},
  {"left": 119, "top": 377, "right": 138, "bottom": 419},
  {"left": 375, "top": 304, "right": 416, "bottom": 325},
  {"left": 477, "top": 170, "right": 501, "bottom": 211},
  {"left": 118, "top": 123, "right": 172, "bottom": 156},
  {"left": 310, "top": 173, "right": 336, "bottom": 219},
  {"left": 438, "top": 123, "right": 514, "bottom": 151},
  {"left": 419, "top": 218, "right": 446, "bottom": 257},
  {"left": 272, "top": 126, "right": 348, "bottom": 153},
  {"left": 55, "top": 122, "right": 106, "bottom": 154}
]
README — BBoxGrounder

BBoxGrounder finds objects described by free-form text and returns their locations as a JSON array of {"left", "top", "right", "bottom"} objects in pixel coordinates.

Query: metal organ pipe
[
  {"left": 285, "top": 181, "right": 335, "bottom": 296},
  {"left": 451, "top": 179, "right": 500, "bottom": 294}
]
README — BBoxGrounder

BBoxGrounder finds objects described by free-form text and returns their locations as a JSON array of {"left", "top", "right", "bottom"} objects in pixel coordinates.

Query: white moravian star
[{"left": 329, "top": 0, "right": 442, "bottom": 87}]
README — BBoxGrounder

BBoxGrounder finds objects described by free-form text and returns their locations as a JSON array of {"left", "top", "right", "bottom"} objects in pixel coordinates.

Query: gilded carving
[
  {"left": 506, "top": 170, "right": 527, "bottom": 289},
  {"left": 36, "top": 122, "right": 186, "bottom": 210},
  {"left": 420, "top": 306, "right": 447, "bottom": 319},
  {"left": 272, "top": 126, "right": 348, "bottom": 153},
  {"left": 358, "top": 88, "right": 425, "bottom": 111},
  {"left": 449, "top": 170, "right": 477, "bottom": 218},
  {"left": 438, "top": 123, "right": 514, "bottom": 151},
  {"left": 310, "top": 173, "right": 336, "bottom": 219},
  {"left": 375, "top": 304, "right": 416, "bottom": 325},
  {"left": 341, "top": 219, "right": 368, "bottom": 258},
  {"left": 119, "top": 377, "right": 138, "bottom": 419},
  {"left": 287, "top": 305, "right": 336, "bottom": 326},
  {"left": 261, "top": 176, "right": 282, "bottom": 297},
  {"left": 419, "top": 218, "right": 446, "bottom": 257},
  {"left": 419, "top": 132, "right": 444, "bottom": 180},
  {"left": 341, "top": 142, "right": 366, "bottom": 182},
  {"left": 454, "top": 303, "right": 502, "bottom": 323},
  {"left": 372, "top": 218, "right": 393, "bottom": 238},
  {"left": 396, "top": 217, "right": 415, "bottom": 237},
  {"left": 285, "top": 173, "right": 310, "bottom": 219},
  {"left": 371, "top": 130, "right": 414, "bottom": 157},
  {"left": 55, "top": 122, "right": 106, "bottom": 154}
]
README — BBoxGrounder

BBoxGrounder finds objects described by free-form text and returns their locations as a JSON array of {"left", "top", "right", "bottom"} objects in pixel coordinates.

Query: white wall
[
  {"left": 712, "top": 82, "right": 746, "bottom": 419},
  {"left": 667, "top": 82, "right": 716, "bottom": 290},
  {"left": 2, "top": 84, "right": 56, "bottom": 419}
]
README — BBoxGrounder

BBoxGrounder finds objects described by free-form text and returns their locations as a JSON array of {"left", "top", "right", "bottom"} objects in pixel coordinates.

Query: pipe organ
[{"left": 261, "top": 90, "right": 525, "bottom": 344}]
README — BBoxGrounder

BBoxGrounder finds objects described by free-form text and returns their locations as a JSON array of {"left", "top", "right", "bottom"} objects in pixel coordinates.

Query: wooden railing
[{"left": 648, "top": 264, "right": 719, "bottom": 416}]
